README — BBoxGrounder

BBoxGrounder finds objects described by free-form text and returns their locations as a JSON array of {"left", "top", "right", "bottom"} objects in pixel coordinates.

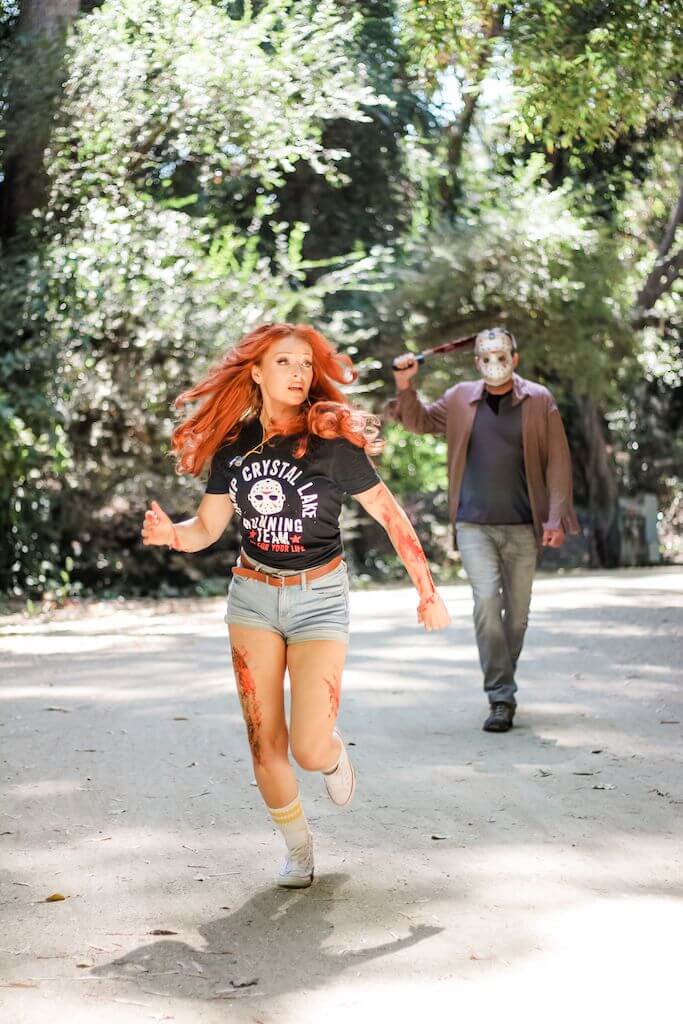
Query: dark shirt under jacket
[{"left": 456, "top": 390, "right": 533, "bottom": 525}]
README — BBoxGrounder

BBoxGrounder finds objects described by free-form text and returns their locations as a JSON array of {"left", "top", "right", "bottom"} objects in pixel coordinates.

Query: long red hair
[{"left": 172, "top": 322, "right": 381, "bottom": 476}]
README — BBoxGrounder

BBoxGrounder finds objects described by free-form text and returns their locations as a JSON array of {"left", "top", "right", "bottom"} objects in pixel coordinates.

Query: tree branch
[
  {"left": 634, "top": 248, "right": 683, "bottom": 319},
  {"left": 632, "top": 172, "right": 683, "bottom": 320},
  {"left": 655, "top": 172, "right": 683, "bottom": 261},
  {"left": 440, "top": 9, "right": 504, "bottom": 200}
]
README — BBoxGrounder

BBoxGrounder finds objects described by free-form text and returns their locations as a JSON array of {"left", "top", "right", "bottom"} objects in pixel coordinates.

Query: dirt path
[{"left": 1, "top": 568, "right": 681, "bottom": 1023}]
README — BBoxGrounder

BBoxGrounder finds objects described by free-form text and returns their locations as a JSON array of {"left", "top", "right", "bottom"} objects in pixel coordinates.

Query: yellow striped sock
[{"left": 268, "top": 792, "right": 311, "bottom": 852}]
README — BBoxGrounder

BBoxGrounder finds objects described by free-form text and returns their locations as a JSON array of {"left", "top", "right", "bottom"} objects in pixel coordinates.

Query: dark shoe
[{"left": 483, "top": 702, "right": 515, "bottom": 733}]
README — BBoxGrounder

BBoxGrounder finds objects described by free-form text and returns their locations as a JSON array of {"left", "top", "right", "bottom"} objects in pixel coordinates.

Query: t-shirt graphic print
[{"left": 205, "top": 419, "right": 380, "bottom": 571}]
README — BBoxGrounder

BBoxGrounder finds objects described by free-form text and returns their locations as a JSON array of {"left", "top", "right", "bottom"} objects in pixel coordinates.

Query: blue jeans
[{"left": 456, "top": 523, "right": 538, "bottom": 707}]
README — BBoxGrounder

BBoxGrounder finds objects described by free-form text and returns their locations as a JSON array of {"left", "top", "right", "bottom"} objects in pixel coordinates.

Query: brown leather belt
[{"left": 232, "top": 552, "right": 343, "bottom": 588}]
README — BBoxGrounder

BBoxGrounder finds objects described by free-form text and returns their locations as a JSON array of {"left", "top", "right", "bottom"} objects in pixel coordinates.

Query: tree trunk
[
  {"left": 18, "top": 0, "right": 80, "bottom": 33},
  {"left": 0, "top": 0, "right": 80, "bottom": 240},
  {"left": 578, "top": 395, "right": 621, "bottom": 567},
  {"left": 632, "top": 171, "right": 683, "bottom": 327},
  {"left": 439, "top": 10, "right": 503, "bottom": 207},
  {"left": 581, "top": 169, "right": 682, "bottom": 567}
]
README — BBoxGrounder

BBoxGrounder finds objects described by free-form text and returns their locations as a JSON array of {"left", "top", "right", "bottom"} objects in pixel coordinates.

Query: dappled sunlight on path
[{"left": 1, "top": 568, "right": 681, "bottom": 1022}]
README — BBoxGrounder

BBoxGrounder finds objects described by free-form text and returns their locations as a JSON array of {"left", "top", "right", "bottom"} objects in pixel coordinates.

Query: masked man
[{"left": 390, "top": 328, "right": 578, "bottom": 732}]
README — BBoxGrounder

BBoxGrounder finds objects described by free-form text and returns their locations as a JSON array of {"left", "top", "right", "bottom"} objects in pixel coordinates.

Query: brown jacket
[{"left": 386, "top": 373, "right": 579, "bottom": 544}]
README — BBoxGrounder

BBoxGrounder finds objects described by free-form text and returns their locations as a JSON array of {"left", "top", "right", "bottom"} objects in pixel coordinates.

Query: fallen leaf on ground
[
  {"left": 43, "top": 706, "right": 70, "bottom": 713},
  {"left": 592, "top": 784, "right": 615, "bottom": 791},
  {"left": 45, "top": 892, "right": 66, "bottom": 902},
  {"left": 76, "top": 962, "right": 93, "bottom": 968},
  {"left": 431, "top": 834, "right": 448, "bottom": 840},
  {"left": 148, "top": 929, "right": 177, "bottom": 936},
  {"left": 230, "top": 977, "right": 258, "bottom": 988},
  {"left": 573, "top": 771, "right": 599, "bottom": 776},
  {"left": 173, "top": 716, "right": 189, "bottom": 721}
]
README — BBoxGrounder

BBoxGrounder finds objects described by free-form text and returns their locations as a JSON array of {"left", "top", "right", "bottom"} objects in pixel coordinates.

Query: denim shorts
[{"left": 225, "top": 560, "right": 350, "bottom": 644}]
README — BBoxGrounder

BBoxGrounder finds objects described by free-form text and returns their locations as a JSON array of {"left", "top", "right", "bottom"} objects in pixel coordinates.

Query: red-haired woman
[{"left": 141, "top": 323, "right": 450, "bottom": 888}]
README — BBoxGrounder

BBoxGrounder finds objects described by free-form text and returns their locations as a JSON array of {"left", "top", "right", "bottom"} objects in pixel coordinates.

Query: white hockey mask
[
  {"left": 248, "top": 478, "right": 285, "bottom": 515},
  {"left": 475, "top": 329, "right": 516, "bottom": 387}
]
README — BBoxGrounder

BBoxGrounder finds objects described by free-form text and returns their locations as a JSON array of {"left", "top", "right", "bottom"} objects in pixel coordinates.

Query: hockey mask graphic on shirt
[
  {"left": 474, "top": 328, "right": 516, "bottom": 387},
  {"left": 248, "top": 478, "right": 285, "bottom": 516}
]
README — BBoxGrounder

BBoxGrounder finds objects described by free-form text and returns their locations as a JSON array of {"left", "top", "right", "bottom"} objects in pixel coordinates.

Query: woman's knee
[
  {"left": 289, "top": 734, "right": 331, "bottom": 772},
  {"left": 249, "top": 728, "right": 288, "bottom": 770}
]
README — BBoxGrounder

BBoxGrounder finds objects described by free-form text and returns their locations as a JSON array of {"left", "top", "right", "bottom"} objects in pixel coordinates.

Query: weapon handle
[{"left": 391, "top": 352, "right": 425, "bottom": 371}]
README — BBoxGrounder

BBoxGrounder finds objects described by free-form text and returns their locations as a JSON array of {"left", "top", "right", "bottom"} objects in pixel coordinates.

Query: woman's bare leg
[
  {"left": 228, "top": 625, "right": 297, "bottom": 808},
  {"left": 287, "top": 640, "right": 348, "bottom": 772}
]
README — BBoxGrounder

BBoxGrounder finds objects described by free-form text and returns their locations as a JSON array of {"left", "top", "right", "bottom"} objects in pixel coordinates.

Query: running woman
[{"left": 141, "top": 323, "right": 450, "bottom": 888}]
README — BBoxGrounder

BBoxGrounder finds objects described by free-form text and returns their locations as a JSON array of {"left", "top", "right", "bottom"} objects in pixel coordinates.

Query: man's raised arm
[{"left": 386, "top": 353, "right": 449, "bottom": 435}]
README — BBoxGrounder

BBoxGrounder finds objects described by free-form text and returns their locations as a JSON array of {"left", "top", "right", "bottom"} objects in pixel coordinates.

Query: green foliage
[
  {"left": 378, "top": 422, "right": 448, "bottom": 497},
  {"left": 399, "top": 0, "right": 501, "bottom": 90},
  {"left": 0, "top": 0, "right": 383, "bottom": 599},
  {"left": 276, "top": 0, "right": 436, "bottom": 262},
  {"left": 400, "top": 1, "right": 683, "bottom": 152},
  {"left": 53, "top": 0, "right": 377, "bottom": 203},
  {"left": 1, "top": 0, "right": 681, "bottom": 598},
  {"left": 510, "top": 1, "right": 683, "bottom": 151},
  {"left": 368, "top": 161, "right": 632, "bottom": 403}
]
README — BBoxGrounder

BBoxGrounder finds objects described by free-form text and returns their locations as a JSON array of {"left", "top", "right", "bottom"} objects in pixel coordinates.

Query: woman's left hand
[{"left": 417, "top": 592, "right": 451, "bottom": 631}]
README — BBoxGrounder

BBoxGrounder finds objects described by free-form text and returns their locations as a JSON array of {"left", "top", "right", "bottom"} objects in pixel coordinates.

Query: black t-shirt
[
  {"left": 457, "top": 391, "right": 532, "bottom": 525},
  {"left": 205, "top": 419, "right": 380, "bottom": 570}
]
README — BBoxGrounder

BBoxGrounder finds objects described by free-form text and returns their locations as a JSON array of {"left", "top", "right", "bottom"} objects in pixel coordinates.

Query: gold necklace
[{"left": 232, "top": 422, "right": 267, "bottom": 468}]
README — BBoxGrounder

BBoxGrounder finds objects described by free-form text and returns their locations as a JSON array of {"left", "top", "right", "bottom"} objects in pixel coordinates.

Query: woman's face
[{"left": 252, "top": 335, "right": 314, "bottom": 412}]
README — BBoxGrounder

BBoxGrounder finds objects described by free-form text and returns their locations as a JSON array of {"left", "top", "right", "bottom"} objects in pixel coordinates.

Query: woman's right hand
[
  {"left": 141, "top": 500, "right": 175, "bottom": 547},
  {"left": 417, "top": 592, "right": 451, "bottom": 632}
]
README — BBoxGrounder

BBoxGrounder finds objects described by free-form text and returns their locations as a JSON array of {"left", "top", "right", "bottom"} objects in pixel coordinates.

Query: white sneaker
[
  {"left": 276, "top": 839, "right": 314, "bottom": 888},
  {"left": 323, "top": 729, "right": 356, "bottom": 807}
]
